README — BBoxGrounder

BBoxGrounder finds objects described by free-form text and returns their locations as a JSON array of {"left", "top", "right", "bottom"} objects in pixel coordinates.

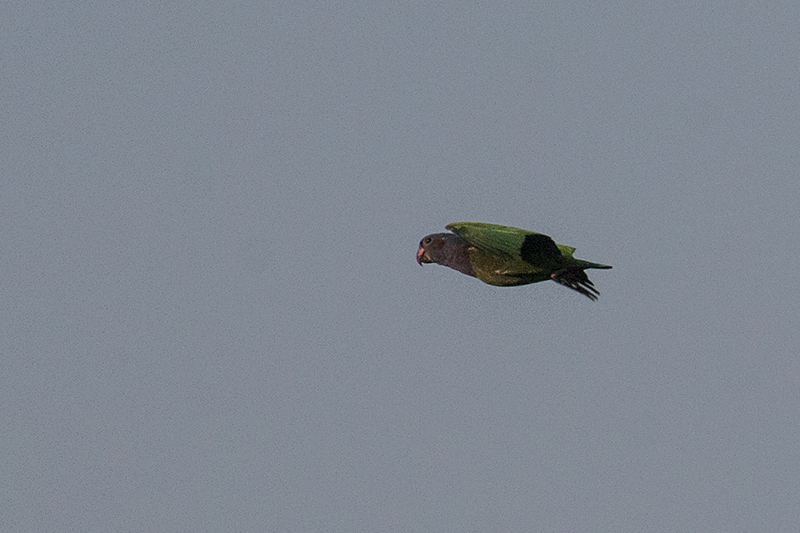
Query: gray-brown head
[{"left": 416, "top": 232, "right": 476, "bottom": 277}]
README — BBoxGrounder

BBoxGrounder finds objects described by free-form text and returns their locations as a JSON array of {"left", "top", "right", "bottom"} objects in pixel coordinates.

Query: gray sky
[{"left": 4, "top": 1, "right": 800, "bottom": 531}]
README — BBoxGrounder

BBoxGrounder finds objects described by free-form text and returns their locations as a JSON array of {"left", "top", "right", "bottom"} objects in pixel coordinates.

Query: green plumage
[
  {"left": 417, "top": 222, "right": 612, "bottom": 300},
  {"left": 446, "top": 222, "right": 576, "bottom": 261}
]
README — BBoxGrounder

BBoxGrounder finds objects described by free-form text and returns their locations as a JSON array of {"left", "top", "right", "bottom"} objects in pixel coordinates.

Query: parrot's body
[{"left": 416, "top": 222, "right": 612, "bottom": 300}]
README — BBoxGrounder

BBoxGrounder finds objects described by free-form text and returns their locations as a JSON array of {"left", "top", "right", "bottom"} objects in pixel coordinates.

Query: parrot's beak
[{"left": 416, "top": 246, "right": 427, "bottom": 265}]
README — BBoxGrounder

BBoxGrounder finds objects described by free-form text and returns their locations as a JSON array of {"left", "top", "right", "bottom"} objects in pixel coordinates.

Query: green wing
[{"left": 446, "top": 222, "right": 564, "bottom": 264}]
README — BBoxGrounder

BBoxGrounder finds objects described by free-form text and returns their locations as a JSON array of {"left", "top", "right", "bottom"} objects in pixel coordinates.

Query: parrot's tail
[{"left": 576, "top": 260, "right": 612, "bottom": 270}]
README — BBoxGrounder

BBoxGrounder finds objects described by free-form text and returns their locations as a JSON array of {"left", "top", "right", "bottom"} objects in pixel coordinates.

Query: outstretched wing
[{"left": 446, "top": 222, "right": 563, "bottom": 265}]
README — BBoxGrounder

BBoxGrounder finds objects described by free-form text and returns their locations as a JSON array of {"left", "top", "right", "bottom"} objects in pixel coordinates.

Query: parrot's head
[{"left": 416, "top": 233, "right": 450, "bottom": 265}]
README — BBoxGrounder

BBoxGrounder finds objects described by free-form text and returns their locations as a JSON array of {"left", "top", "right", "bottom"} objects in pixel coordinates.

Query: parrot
[{"left": 416, "top": 222, "right": 612, "bottom": 300}]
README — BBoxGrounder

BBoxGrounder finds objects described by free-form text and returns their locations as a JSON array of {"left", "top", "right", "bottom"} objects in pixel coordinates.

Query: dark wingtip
[
  {"left": 551, "top": 268, "right": 602, "bottom": 301},
  {"left": 520, "top": 233, "right": 562, "bottom": 262}
]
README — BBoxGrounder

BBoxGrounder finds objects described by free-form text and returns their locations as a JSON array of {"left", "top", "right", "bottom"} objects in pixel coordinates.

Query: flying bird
[{"left": 416, "top": 222, "right": 612, "bottom": 300}]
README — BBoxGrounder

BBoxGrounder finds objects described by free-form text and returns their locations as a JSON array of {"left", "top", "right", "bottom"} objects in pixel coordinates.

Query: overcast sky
[{"left": 4, "top": 1, "right": 800, "bottom": 531}]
